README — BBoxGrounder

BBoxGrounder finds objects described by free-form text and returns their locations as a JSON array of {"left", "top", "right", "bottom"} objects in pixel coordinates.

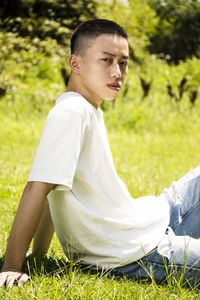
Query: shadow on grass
[
  {"left": 1, "top": 254, "right": 198, "bottom": 292},
  {"left": 1, "top": 254, "right": 198, "bottom": 294},
  {"left": 0, "top": 254, "right": 70, "bottom": 278},
  {"left": 0, "top": 252, "right": 108, "bottom": 280}
]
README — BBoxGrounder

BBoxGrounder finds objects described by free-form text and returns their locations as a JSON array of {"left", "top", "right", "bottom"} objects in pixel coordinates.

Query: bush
[{"left": 147, "top": 0, "right": 200, "bottom": 63}]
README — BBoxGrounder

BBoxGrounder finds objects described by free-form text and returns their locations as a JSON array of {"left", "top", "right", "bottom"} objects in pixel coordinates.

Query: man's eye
[
  {"left": 102, "top": 58, "right": 111, "bottom": 62},
  {"left": 120, "top": 61, "right": 128, "bottom": 67}
]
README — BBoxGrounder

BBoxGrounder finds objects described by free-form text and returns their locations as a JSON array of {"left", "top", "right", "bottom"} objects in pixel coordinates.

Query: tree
[
  {"left": 147, "top": 0, "right": 200, "bottom": 63},
  {"left": 0, "top": 0, "right": 97, "bottom": 49},
  {"left": 0, "top": 0, "right": 97, "bottom": 100}
]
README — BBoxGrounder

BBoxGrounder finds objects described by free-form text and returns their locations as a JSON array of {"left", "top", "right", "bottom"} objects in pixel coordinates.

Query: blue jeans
[{"left": 112, "top": 166, "right": 200, "bottom": 287}]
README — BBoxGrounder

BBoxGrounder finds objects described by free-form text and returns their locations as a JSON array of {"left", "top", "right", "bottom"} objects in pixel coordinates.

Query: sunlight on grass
[{"left": 1, "top": 102, "right": 200, "bottom": 298}]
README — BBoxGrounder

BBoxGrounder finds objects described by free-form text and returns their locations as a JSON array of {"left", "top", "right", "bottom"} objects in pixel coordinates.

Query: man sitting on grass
[{"left": 1, "top": 19, "right": 200, "bottom": 288}]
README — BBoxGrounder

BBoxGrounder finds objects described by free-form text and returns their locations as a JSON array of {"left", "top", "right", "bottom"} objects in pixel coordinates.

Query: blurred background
[{"left": 0, "top": 0, "right": 200, "bottom": 132}]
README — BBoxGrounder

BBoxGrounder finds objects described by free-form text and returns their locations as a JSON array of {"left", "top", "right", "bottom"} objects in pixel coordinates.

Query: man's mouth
[{"left": 107, "top": 83, "right": 121, "bottom": 91}]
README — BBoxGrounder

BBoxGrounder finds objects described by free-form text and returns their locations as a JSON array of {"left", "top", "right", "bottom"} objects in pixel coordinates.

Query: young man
[{"left": 1, "top": 19, "right": 200, "bottom": 288}]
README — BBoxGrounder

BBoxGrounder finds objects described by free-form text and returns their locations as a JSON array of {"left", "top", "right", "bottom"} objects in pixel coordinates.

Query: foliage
[
  {"left": 0, "top": 30, "right": 67, "bottom": 113},
  {"left": 97, "top": 0, "right": 158, "bottom": 59},
  {"left": 0, "top": 0, "right": 97, "bottom": 47},
  {"left": 0, "top": 0, "right": 97, "bottom": 95},
  {"left": 147, "top": 0, "right": 200, "bottom": 63},
  {"left": 0, "top": 0, "right": 200, "bottom": 112}
]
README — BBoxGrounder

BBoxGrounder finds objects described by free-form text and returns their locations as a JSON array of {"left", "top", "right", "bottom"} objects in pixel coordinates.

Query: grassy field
[
  {"left": 0, "top": 98, "right": 200, "bottom": 299},
  {"left": 1, "top": 2, "right": 200, "bottom": 296}
]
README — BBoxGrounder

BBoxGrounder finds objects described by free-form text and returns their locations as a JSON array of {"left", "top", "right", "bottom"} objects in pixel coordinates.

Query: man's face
[{"left": 76, "top": 34, "right": 129, "bottom": 108}]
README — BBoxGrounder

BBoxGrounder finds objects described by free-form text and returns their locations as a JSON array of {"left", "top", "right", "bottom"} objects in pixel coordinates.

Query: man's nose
[{"left": 110, "top": 63, "right": 121, "bottom": 78}]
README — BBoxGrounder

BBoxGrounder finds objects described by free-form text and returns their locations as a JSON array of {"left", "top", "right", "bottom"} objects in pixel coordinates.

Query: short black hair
[{"left": 70, "top": 19, "right": 128, "bottom": 56}]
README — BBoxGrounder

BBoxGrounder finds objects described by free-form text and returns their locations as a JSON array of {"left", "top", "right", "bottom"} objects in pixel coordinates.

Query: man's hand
[
  {"left": 0, "top": 181, "right": 55, "bottom": 288},
  {"left": 0, "top": 271, "right": 29, "bottom": 288}
]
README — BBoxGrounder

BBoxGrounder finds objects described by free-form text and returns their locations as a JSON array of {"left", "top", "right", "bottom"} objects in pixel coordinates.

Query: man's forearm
[
  {"left": 2, "top": 182, "right": 55, "bottom": 272},
  {"left": 32, "top": 198, "right": 55, "bottom": 255}
]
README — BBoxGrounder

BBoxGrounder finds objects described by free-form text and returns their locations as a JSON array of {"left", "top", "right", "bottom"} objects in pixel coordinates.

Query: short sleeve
[{"left": 28, "top": 110, "right": 87, "bottom": 189}]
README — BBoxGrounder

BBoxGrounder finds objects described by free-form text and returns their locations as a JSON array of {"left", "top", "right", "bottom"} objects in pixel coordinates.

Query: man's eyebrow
[{"left": 102, "top": 51, "right": 129, "bottom": 59}]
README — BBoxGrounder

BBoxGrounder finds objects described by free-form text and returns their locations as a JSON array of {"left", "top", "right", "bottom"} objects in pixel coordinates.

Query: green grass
[
  {"left": 1, "top": 9, "right": 200, "bottom": 298},
  {"left": 1, "top": 100, "right": 200, "bottom": 299}
]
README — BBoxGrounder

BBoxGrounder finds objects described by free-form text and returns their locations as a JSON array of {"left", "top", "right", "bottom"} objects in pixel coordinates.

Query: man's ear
[{"left": 68, "top": 54, "right": 81, "bottom": 73}]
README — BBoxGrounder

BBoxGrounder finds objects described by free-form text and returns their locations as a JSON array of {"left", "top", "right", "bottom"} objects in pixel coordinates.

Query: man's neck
[{"left": 67, "top": 78, "right": 102, "bottom": 109}]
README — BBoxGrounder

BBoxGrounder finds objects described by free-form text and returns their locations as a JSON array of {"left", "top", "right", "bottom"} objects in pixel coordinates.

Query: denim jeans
[{"left": 111, "top": 166, "right": 200, "bottom": 287}]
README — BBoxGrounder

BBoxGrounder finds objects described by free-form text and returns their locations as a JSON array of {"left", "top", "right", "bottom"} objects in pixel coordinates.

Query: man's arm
[
  {"left": 32, "top": 197, "right": 55, "bottom": 255},
  {"left": 0, "top": 181, "right": 55, "bottom": 288}
]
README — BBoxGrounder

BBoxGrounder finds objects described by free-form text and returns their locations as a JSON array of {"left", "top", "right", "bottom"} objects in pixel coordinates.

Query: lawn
[{"left": 0, "top": 102, "right": 200, "bottom": 299}]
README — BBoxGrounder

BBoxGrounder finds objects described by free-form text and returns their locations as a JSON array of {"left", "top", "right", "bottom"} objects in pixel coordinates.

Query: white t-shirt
[{"left": 28, "top": 92, "right": 170, "bottom": 269}]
